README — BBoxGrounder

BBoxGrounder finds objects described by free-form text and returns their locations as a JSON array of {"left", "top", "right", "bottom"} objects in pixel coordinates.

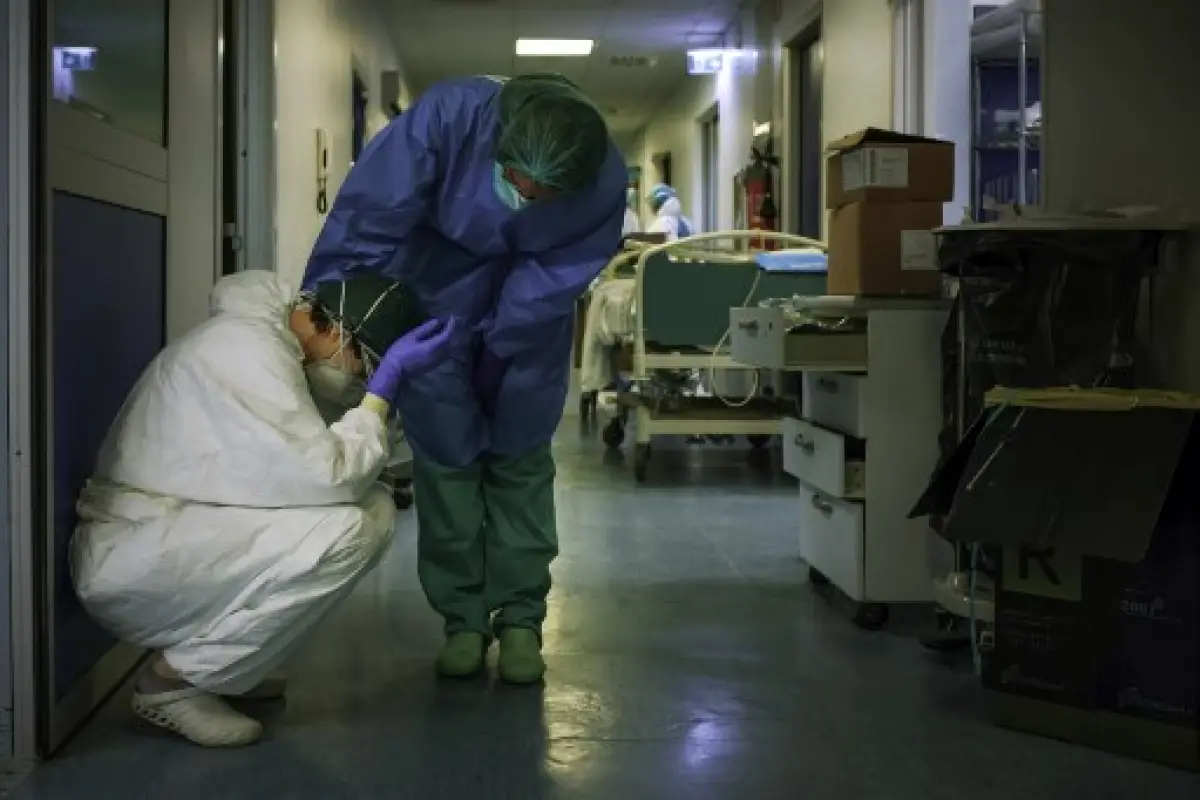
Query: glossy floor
[{"left": 10, "top": 421, "right": 1200, "bottom": 798}]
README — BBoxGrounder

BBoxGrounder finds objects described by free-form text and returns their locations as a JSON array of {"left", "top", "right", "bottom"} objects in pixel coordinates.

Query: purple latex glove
[
  {"left": 474, "top": 345, "right": 509, "bottom": 418},
  {"left": 366, "top": 317, "right": 458, "bottom": 403}
]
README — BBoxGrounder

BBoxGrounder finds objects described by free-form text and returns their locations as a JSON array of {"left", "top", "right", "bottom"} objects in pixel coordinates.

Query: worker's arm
[
  {"left": 302, "top": 88, "right": 450, "bottom": 290},
  {"left": 483, "top": 200, "right": 624, "bottom": 360}
]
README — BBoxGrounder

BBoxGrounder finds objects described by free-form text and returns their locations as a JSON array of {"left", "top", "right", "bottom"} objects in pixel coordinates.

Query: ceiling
[{"left": 378, "top": 0, "right": 744, "bottom": 141}]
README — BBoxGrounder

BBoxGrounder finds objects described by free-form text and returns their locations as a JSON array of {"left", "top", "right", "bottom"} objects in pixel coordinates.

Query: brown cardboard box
[
  {"left": 827, "top": 201, "right": 942, "bottom": 296},
  {"left": 826, "top": 128, "right": 955, "bottom": 209}
]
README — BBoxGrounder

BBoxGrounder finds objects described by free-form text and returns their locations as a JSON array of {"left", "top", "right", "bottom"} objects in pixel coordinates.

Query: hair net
[
  {"left": 496, "top": 74, "right": 610, "bottom": 192},
  {"left": 313, "top": 274, "right": 428, "bottom": 365},
  {"left": 648, "top": 183, "right": 676, "bottom": 211}
]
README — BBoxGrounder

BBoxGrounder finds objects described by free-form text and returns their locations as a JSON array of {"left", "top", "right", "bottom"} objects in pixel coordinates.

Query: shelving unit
[{"left": 971, "top": 0, "right": 1043, "bottom": 220}]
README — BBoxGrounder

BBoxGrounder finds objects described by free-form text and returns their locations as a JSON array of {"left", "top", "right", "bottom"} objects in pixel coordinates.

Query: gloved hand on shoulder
[
  {"left": 474, "top": 345, "right": 509, "bottom": 418},
  {"left": 366, "top": 317, "right": 457, "bottom": 405}
]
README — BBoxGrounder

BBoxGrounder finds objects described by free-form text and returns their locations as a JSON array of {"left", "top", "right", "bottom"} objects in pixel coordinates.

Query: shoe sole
[
  {"left": 436, "top": 660, "right": 485, "bottom": 679},
  {"left": 498, "top": 672, "right": 545, "bottom": 685},
  {"left": 131, "top": 695, "right": 262, "bottom": 747}
]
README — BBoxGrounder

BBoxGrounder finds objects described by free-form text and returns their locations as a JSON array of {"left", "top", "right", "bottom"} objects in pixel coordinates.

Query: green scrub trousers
[{"left": 413, "top": 444, "right": 557, "bottom": 637}]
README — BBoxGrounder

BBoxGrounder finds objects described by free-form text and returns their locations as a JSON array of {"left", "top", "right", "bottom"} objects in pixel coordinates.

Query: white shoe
[
  {"left": 132, "top": 687, "right": 263, "bottom": 747},
  {"left": 224, "top": 673, "right": 287, "bottom": 701}
]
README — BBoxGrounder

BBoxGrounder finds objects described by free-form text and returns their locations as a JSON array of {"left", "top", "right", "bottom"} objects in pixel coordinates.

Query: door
[
  {"left": 220, "top": 0, "right": 241, "bottom": 274},
  {"left": 790, "top": 24, "right": 823, "bottom": 239},
  {"left": 700, "top": 106, "right": 719, "bottom": 233},
  {"left": 41, "top": 0, "right": 169, "bottom": 753}
]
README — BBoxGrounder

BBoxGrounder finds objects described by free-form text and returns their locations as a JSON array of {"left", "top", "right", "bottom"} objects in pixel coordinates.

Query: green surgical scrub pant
[{"left": 412, "top": 444, "right": 557, "bottom": 638}]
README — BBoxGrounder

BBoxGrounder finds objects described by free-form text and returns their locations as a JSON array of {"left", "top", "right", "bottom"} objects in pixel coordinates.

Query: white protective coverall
[
  {"left": 646, "top": 196, "right": 694, "bottom": 241},
  {"left": 622, "top": 206, "right": 641, "bottom": 236},
  {"left": 70, "top": 271, "right": 396, "bottom": 694}
]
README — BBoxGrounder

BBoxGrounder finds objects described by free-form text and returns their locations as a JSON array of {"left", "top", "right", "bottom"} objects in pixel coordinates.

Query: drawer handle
[
  {"left": 737, "top": 320, "right": 760, "bottom": 334},
  {"left": 816, "top": 377, "right": 840, "bottom": 393},
  {"left": 811, "top": 494, "right": 835, "bottom": 516},
  {"left": 793, "top": 435, "right": 816, "bottom": 454}
]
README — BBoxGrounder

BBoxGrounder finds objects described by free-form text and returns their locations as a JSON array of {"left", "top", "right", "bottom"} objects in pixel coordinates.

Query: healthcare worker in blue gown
[{"left": 303, "top": 74, "right": 625, "bottom": 684}]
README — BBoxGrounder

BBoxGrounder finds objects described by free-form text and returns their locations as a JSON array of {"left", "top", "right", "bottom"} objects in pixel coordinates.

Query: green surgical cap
[
  {"left": 496, "top": 73, "right": 610, "bottom": 192},
  {"left": 313, "top": 274, "right": 428, "bottom": 364}
]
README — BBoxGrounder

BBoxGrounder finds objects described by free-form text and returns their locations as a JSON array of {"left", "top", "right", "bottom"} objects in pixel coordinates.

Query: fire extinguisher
[{"left": 740, "top": 138, "right": 780, "bottom": 250}]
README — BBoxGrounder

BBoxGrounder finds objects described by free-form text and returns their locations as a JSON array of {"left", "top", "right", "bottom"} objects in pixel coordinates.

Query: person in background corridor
[
  {"left": 646, "top": 183, "right": 695, "bottom": 241},
  {"left": 302, "top": 73, "right": 626, "bottom": 684},
  {"left": 622, "top": 187, "right": 642, "bottom": 236}
]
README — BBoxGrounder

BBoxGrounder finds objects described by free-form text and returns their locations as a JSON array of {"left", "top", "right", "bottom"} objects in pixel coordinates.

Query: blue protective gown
[{"left": 303, "top": 77, "right": 626, "bottom": 467}]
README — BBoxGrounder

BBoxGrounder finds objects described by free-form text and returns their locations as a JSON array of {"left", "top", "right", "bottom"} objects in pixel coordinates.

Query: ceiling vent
[{"left": 608, "top": 55, "right": 658, "bottom": 69}]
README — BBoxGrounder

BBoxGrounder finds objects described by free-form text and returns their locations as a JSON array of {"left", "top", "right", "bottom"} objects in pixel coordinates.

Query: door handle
[
  {"left": 810, "top": 494, "right": 834, "bottom": 515},
  {"left": 793, "top": 435, "right": 815, "bottom": 454}
]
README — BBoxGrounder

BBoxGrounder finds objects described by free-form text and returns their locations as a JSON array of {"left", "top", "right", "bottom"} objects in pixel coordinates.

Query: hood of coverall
[
  {"left": 656, "top": 196, "right": 683, "bottom": 219},
  {"left": 209, "top": 270, "right": 296, "bottom": 321}
]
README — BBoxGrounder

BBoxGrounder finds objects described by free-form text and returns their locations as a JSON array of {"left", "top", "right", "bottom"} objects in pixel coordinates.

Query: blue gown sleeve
[
  {"left": 301, "top": 97, "right": 442, "bottom": 290},
  {"left": 483, "top": 202, "right": 624, "bottom": 360}
]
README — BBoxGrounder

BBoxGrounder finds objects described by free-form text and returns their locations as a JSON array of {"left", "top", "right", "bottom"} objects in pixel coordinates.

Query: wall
[
  {"left": 920, "top": 0, "right": 972, "bottom": 223},
  {"left": 272, "top": 0, "right": 413, "bottom": 288},
  {"left": 1042, "top": 0, "right": 1200, "bottom": 388},
  {"left": 166, "top": 0, "right": 222, "bottom": 341},
  {"left": 635, "top": 2, "right": 765, "bottom": 233},
  {"left": 637, "top": 0, "right": 897, "bottom": 240},
  {"left": 1, "top": 0, "right": 12, "bottom": 765}
]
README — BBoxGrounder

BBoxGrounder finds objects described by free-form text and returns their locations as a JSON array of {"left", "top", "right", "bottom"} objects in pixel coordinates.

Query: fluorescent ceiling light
[{"left": 516, "top": 38, "right": 594, "bottom": 57}]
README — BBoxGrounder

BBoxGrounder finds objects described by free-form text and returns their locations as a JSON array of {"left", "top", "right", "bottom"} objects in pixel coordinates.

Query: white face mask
[{"left": 306, "top": 360, "right": 357, "bottom": 403}]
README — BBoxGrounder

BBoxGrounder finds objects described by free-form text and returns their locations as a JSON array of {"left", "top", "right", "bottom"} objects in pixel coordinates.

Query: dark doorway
[
  {"left": 220, "top": 0, "right": 240, "bottom": 274},
  {"left": 789, "top": 22, "right": 823, "bottom": 239},
  {"left": 653, "top": 151, "right": 672, "bottom": 188},
  {"left": 352, "top": 71, "right": 368, "bottom": 163}
]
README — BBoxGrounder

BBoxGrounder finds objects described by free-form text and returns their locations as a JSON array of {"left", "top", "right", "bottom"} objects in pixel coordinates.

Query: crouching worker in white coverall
[{"left": 69, "top": 270, "right": 456, "bottom": 747}]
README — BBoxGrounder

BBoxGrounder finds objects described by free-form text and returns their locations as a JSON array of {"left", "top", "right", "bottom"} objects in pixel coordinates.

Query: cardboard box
[
  {"left": 826, "top": 128, "right": 955, "bottom": 210},
  {"left": 911, "top": 389, "right": 1200, "bottom": 770},
  {"left": 983, "top": 589, "right": 1102, "bottom": 710},
  {"left": 827, "top": 201, "right": 942, "bottom": 296}
]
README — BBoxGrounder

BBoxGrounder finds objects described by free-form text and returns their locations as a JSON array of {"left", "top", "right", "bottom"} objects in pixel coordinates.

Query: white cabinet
[
  {"left": 782, "top": 417, "right": 865, "bottom": 499},
  {"left": 730, "top": 306, "right": 868, "bottom": 371},
  {"left": 733, "top": 299, "right": 954, "bottom": 624},
  {"left": 802, "top": 372, "right": 868, "bottom": 438}
]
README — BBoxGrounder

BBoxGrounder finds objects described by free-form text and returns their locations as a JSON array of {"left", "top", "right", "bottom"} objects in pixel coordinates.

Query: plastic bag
[{"left": 939, "top": 229, "right": 1157, "bottom": 420}]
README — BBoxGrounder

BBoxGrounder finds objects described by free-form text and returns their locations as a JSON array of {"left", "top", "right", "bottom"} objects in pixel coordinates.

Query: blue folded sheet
[{"left": 755, "top": 249, "right": 828, "bottom": 273}]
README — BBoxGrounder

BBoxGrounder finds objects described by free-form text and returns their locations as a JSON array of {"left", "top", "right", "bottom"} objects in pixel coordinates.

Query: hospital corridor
[
  {"left": 4, "top": 0, "right": 1200, "bottom": 797},
  {"left": 6, "top": 410, "right": 1197, "bottom": 798}
]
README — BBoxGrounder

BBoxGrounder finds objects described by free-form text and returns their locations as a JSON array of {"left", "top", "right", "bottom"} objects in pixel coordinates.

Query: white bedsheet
[{"left": 580, "top": 278, "right": 637, "bottom": 393}]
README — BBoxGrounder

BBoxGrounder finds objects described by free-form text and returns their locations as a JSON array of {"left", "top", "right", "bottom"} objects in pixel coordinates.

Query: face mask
[
  {"left": 306, "top": 361, "right": 357, "bottom": 403},
  {"left": 493, "top": 162, "right": 528, "bottom": 211}
]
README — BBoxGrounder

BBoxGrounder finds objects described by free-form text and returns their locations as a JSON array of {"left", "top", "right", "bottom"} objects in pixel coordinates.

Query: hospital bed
[
  {"left": 605, "top": 231, "right": 828, "bottom": 481},
  {"left": 578, "top": 243, "right": 647, "bottom": 423}
]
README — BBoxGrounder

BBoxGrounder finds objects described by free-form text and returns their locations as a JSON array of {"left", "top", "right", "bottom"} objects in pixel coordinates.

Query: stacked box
[{"left": 824, "top": 128, "right": 955, "bottom": 297}]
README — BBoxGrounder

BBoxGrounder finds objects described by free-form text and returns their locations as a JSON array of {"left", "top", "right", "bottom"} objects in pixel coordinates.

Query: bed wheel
[
  {"left": 853, "top": 603, "right": 890, "bottom": 631},
  {"left": 392, "top": 486, "right": 414, "bottom": 510},
  {"left": 634, "top": 443, "right": 651, "bottom": 482},
  {"left": 602, "top": 419, "right": 625, "bottom": 449}
]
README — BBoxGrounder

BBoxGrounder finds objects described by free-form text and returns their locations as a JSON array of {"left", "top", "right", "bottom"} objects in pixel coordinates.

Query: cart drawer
[
  {"left": 799, "top": 486, "right": 865, "bottom": 601},
  {"left": 783, "top": 417, "right": 865, "bottom": 499},
  {"left": 731, "top": 307, "right": 868, "bottom": 370},
  {"left": 803, "top": 372, "right": 869, "bottom": 438}
]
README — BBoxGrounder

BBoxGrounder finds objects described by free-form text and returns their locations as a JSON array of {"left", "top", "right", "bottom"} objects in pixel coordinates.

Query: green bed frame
[{"left": 639, "top": 250, "right": 827, "bottom": 348}]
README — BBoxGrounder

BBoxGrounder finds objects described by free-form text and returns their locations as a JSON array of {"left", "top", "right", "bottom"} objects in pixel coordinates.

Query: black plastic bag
[{"left": 939, "top": 229, "right": 1157, "bottom": 417}]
